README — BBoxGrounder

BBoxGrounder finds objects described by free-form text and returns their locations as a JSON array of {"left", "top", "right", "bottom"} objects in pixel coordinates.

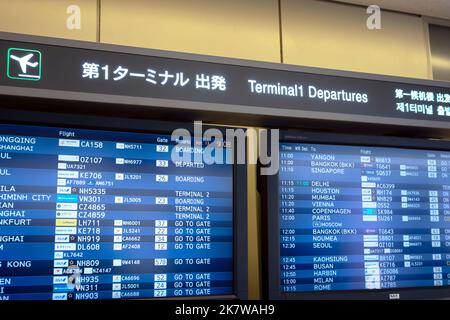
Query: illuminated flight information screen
[
  {"left": 279, "top": 142, "right": 450, "bottom": 293},
  {"left": 0, "top": 123, "right": 233, "bottom": 300}
]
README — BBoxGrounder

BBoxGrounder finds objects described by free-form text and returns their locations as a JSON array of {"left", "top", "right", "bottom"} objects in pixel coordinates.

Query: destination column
[
  {"left": 0, "top": 128, "right": 57, "bottom": 300},
  {"left": 279, "top": 143, "right": 365, "bottom": 292}
]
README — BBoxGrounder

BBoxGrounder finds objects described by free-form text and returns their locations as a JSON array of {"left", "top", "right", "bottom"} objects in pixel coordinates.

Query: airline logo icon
[
  {"left": 52, "top": 293, "right": 68, "bottom": 300},
  {"left": 7, "top": 48, "right": 42, "bottom": 81},
  {"left": 53, "top": 276, "right": 68, "bottom": 284},
  {"left": 389, "top": 293, "right": 400, "bottom": 300}
]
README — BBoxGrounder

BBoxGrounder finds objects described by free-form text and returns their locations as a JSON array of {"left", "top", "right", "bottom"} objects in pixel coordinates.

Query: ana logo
[
  {"left": 389, "top": 293, "right": 400, "bottom": 300},
  {"left": 7, "top": 48, "right": 42, "bottom": 81}
]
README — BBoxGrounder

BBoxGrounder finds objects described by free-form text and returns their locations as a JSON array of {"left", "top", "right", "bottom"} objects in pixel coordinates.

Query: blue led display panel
[
  {"left": 0, "top": 123, "right": 234, "bottom": 300},
  {"left": 279, "top": 142, "right": 450, "bottom": 293}
]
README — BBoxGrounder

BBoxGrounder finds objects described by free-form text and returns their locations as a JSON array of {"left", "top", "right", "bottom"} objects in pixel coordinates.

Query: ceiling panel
[
  {"left": 330, "top": 0, "right": 450, "bottom": 20},
  {"left": 100, "top": 0, "right": 281, "bottom": 62},
  {"left": 282, "top": 0, "right": 430, "bottom": 78},
  {"left": 429, "top": 24, "right": 450, "bottom": 81}
]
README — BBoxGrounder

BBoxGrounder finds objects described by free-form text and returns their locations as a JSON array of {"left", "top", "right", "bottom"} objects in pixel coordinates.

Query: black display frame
[
  {"left": 0, "top": 31, "right": 449, "bottom": 134},
  {"left": 261, "top": 129, "right": 450, "bottom": 300},
  {"left": 0, "top": 107, "right": 248, "bottom": 300}
]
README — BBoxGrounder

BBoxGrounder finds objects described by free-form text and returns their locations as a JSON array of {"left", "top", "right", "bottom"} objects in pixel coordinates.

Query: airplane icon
[
  {"left": 10, "top": 53, "right": 39, "bottom": 73},
  {"left": 7, "top": 48, "right": 42, "bottom": 81}
]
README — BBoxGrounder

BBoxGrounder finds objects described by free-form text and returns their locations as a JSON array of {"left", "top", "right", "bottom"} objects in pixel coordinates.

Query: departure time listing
[{"left": 279, "top": 142, "right": 450, "bottom": 293}]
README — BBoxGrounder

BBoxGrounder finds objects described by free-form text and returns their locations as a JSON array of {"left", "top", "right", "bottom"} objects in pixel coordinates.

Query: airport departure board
[
  {"left": 279, "top": 142, "right": 450, "bottom": 293},
  {"left": 0, "top": 123, "right": 234, "bottom": 300},
  {"left": 2, "top": 36, "right": 450, "bottom": 128}
]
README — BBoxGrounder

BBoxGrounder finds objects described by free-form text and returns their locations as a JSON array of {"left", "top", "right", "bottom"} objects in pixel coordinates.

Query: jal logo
[{"left": 7, "top": 48, "right": 42, "bottom": 81}]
